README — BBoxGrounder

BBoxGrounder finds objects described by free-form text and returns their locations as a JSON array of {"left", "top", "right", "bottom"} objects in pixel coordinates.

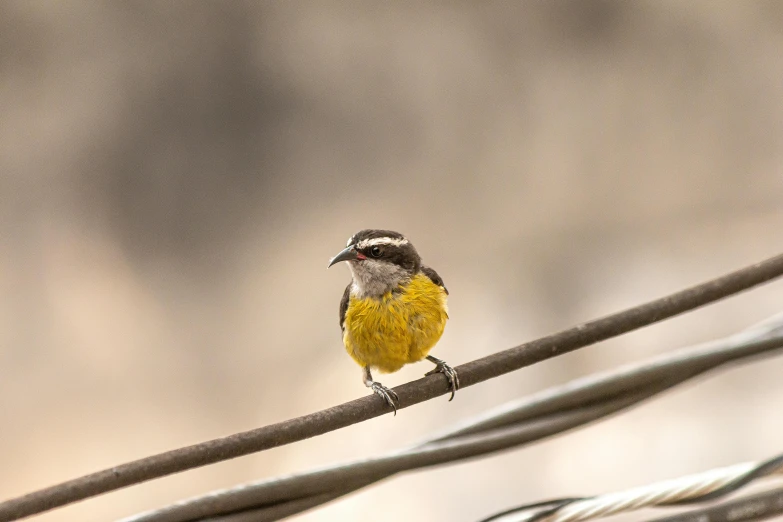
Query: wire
[
  {"left": 478, "top": 454, "right": 783, "bottom": 522},
  {"left": 479, "top": 500, "right": 581, "bottom": 522},
  {"left": 3, "top": 252, "right": 783, "bottom": 522},
  {"left": 116, "top": 312, "right": 783, "bottom": 522},
  {"left": 644, "top": 485, "right": 783, "bottom": 522}
]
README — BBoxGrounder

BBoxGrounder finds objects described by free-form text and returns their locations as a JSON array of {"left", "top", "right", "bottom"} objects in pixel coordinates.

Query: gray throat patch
[{"left": 348, "top": 260, "right": 411, "bottom": 298}]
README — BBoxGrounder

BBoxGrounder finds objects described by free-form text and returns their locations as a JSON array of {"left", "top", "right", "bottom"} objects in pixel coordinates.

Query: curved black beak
[{"left": 328, "top": 245, "right": 359, "bottom": 268}]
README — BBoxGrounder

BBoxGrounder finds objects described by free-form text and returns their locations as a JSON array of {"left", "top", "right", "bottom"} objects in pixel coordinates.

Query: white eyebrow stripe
[
  {"left": 346, "top": 235, "right": 355, "bottom": 247},
  {"left": 356, "top": 237, "right": 408, "bottom": 249}
]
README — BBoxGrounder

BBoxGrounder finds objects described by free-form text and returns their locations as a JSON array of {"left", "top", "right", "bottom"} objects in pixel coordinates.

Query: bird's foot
[
  {"left": 425, "top": 355, "right": 460, "bottom": 401},
  {"left": 369, "top": 382, "right": 400, "bottom": 415}
]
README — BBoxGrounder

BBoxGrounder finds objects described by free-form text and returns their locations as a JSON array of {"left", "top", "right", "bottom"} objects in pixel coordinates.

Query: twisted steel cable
[
  {"left": 479, "top": 454, "right": 783, "bottom": 522},
  {"left": 118, "top": 312, "right": 783, "bottom": 522},
  {"left": 644, "top": 485, "right": 783, "bottom": 522},
  {"left": 3, "top": 252, "right": 783, "bottom": 521}
]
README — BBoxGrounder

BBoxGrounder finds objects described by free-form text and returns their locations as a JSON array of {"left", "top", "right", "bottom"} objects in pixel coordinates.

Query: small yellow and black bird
[{"left": 327, "top": 229, "right": 459, "bottom": 414}]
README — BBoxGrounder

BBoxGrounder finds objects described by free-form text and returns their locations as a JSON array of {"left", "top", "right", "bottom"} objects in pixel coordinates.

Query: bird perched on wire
[{"left": 327, "top": 229, "right": 458, "bottom": 414}]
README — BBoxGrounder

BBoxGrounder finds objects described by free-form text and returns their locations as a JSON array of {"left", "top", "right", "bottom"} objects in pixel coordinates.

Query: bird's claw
[
  {"left": 370, "top": 382, "right": 400, "bottom": 415},
  {"left": 425, "top": 360, "right": 460, "bottom": 401}
]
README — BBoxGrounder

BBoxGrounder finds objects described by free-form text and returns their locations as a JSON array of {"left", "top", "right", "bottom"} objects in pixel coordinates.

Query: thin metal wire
[
  {"left": 644, "top": 485, "right": 783, "bottom": 522},
  {"left": 3, "top": 253, "right": 783, "bottom": 522},
  {"left": 479, "top": 454, "right": 783, "bottom": 522},
  {"left": 118, "top": 313, "right": 783, "bottom": 522}
]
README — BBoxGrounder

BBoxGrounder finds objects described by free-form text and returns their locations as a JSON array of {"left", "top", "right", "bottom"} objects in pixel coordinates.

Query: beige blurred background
[{"left": 2, "top": 1, "right": 783, "bottom": 521}]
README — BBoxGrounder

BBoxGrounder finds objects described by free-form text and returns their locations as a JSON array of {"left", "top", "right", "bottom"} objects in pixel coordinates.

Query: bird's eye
[{"left": 370, "top": 246, "right": 382, "bottom": 258}]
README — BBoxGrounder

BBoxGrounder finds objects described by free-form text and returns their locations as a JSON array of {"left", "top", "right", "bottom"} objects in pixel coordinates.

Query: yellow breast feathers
[{"left": 343, "top": 272, "right": 449, "bottom": 373}]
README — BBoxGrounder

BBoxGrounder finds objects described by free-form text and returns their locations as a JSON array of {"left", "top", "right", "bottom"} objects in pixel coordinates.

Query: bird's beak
[{"left": 328, "top": 245, "right": 363, "bottom": 268}]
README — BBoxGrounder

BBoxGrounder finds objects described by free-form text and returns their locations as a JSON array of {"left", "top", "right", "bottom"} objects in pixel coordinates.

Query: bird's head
[{"left": 328, "top": 229, "right": 421, "bottom": 297}]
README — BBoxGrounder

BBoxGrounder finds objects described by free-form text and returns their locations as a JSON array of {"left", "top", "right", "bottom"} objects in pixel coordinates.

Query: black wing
[
  {"left": 420, "top": 265, "right": 448, "bottom": 295},
  {"left": 339, "top": 283, "right": 351, "bottom": 331}
]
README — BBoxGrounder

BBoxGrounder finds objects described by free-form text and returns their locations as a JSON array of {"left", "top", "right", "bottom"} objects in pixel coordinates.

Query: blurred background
[{"left": 2, "top": 1, "right": 783, "bottom": 521}]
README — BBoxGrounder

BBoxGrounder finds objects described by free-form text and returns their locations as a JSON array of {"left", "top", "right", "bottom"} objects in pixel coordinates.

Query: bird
[{"left": 327, "top": 229, "right": 459, "bottom": 414}]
